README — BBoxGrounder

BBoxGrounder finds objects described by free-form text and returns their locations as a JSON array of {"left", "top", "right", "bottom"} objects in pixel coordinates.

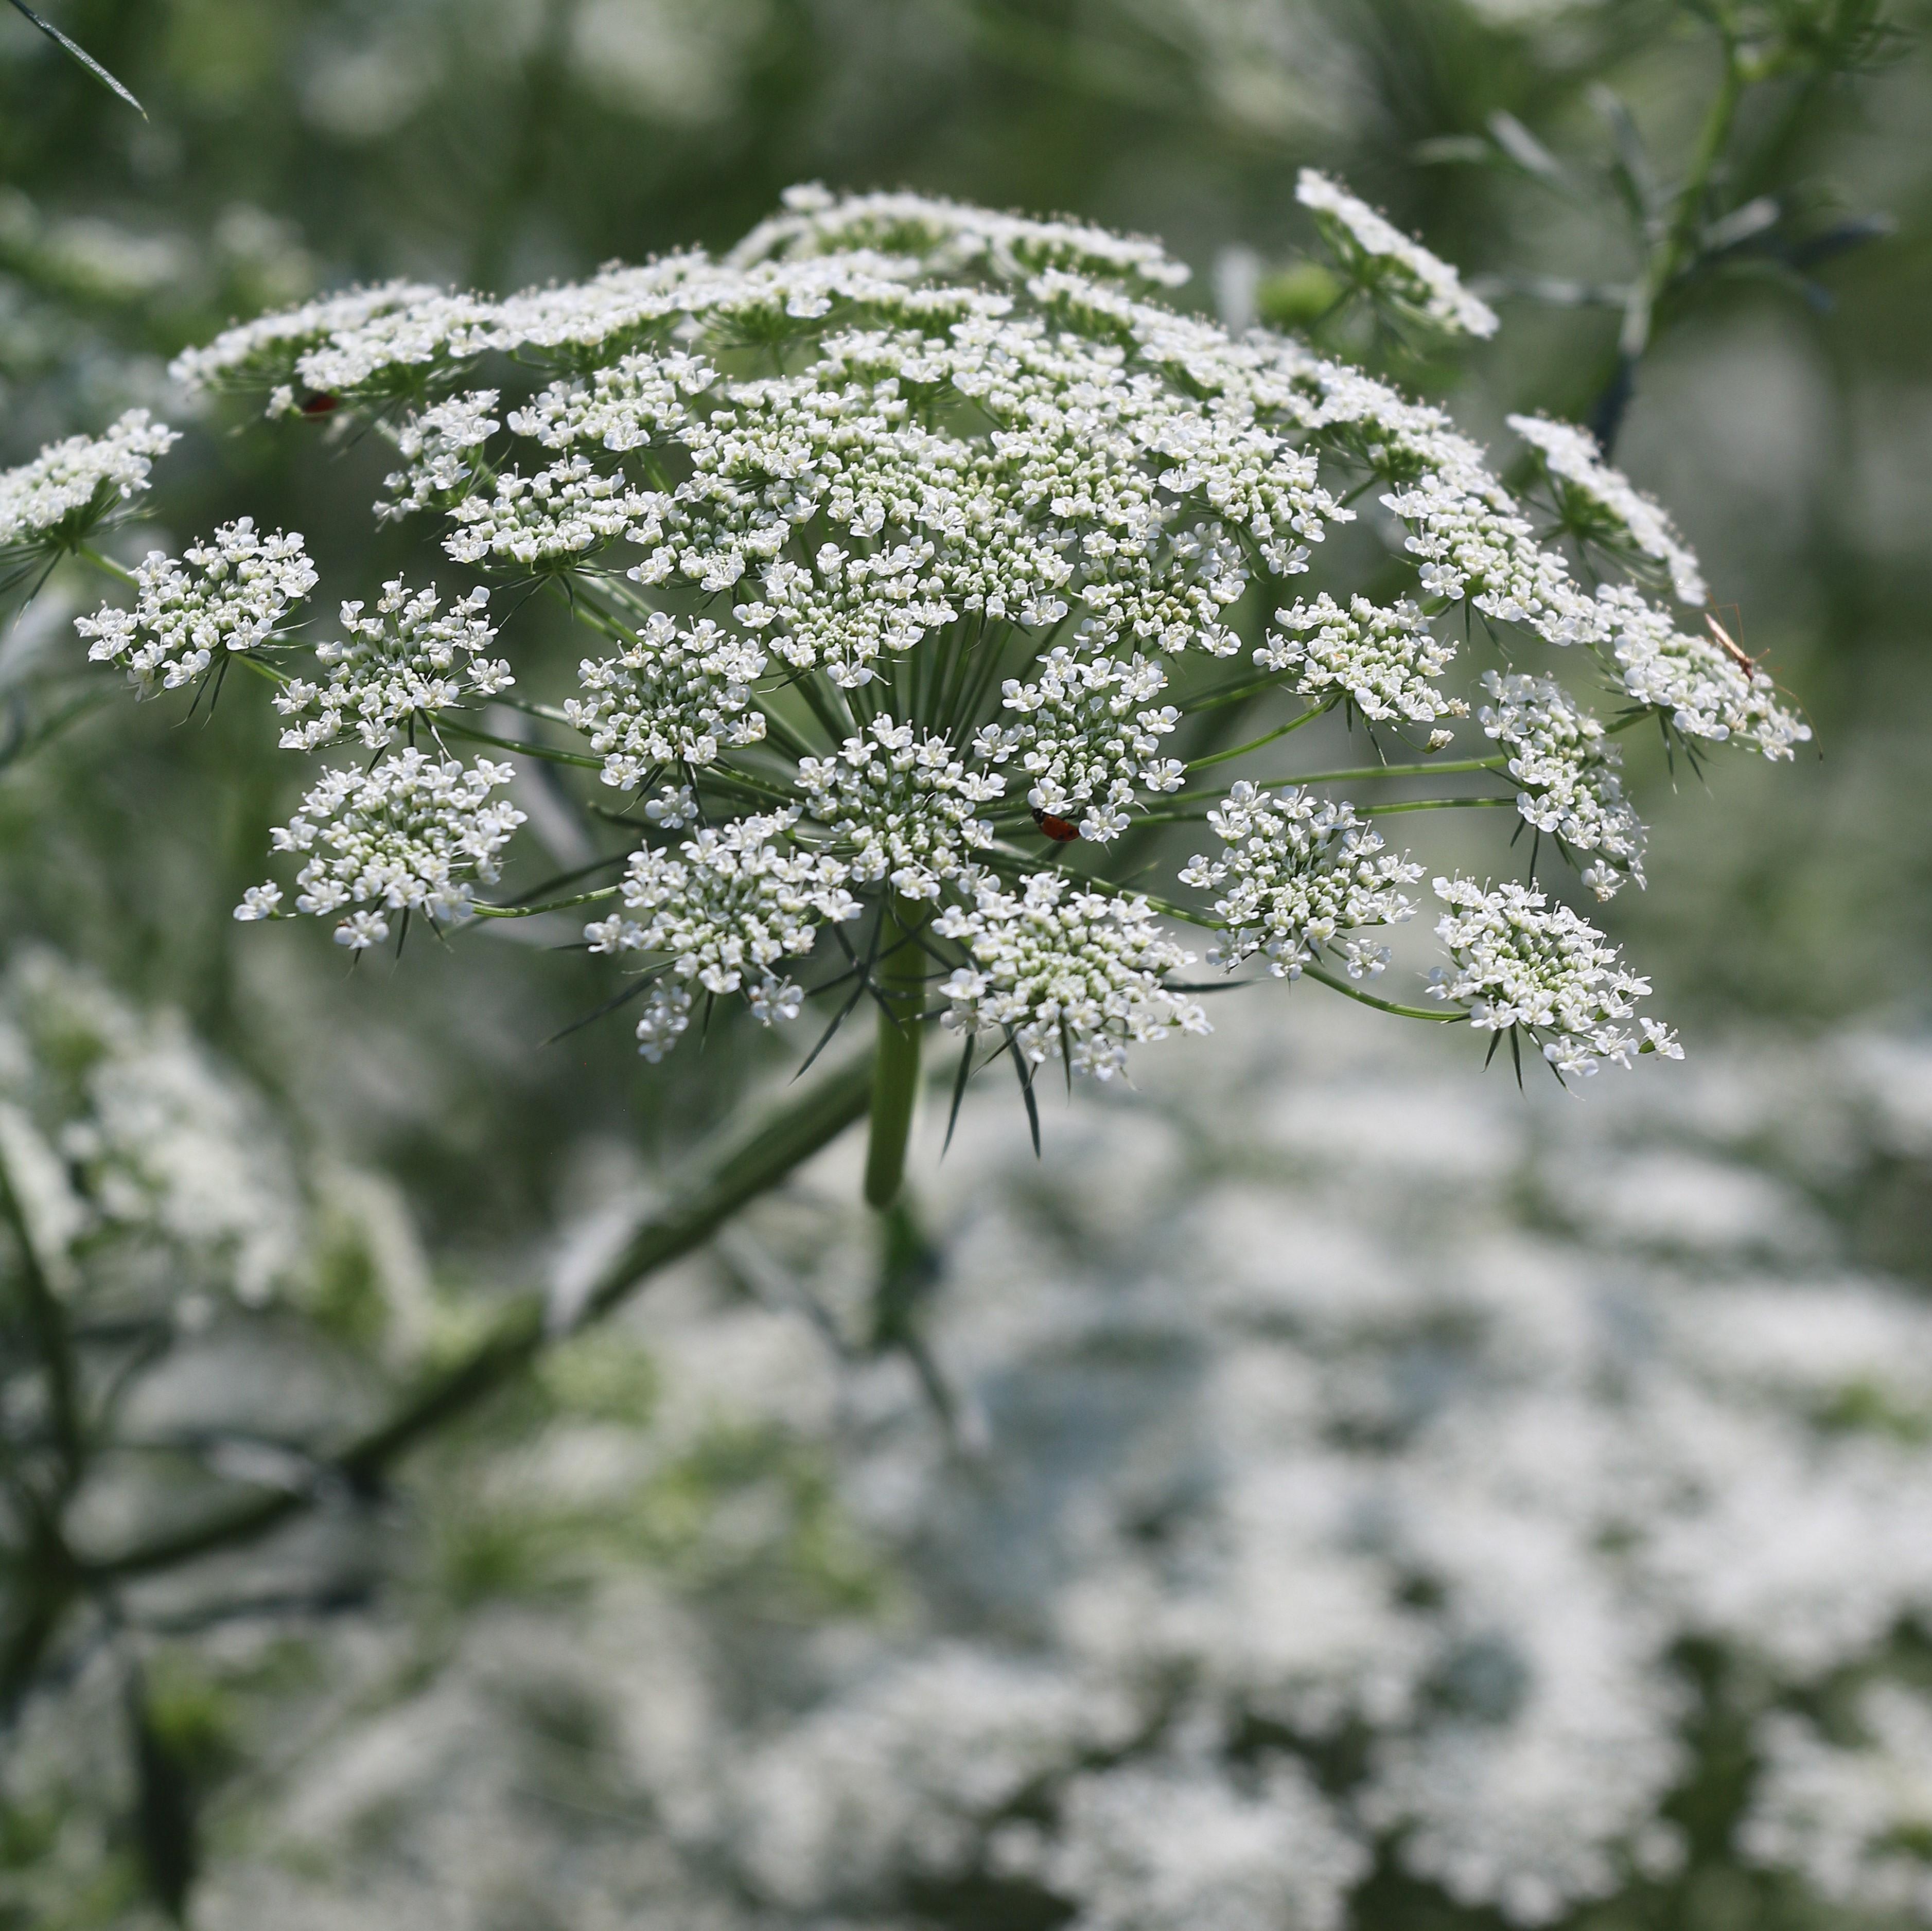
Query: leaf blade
[{"left": 8, "top": 0, "right": 146, "bottom": 116}]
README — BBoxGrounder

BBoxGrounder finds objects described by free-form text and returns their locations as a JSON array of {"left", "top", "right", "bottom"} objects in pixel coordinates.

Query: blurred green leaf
[{"left": 1591, "top": 82, "right": 1660, "bottom": 229}]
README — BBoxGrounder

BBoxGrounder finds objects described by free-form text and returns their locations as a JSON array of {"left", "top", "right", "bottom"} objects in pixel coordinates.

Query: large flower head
[{"left": 75, "top": 186, "right": 1809, "bottom": 1180}]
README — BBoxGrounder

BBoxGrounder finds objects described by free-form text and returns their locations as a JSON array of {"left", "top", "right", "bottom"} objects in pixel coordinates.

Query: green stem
[
  {"left": 1182, "top": 670, "right": 1289, "bottom": 714},
  {"left": 863, "top": 898, "right": 928, "bottom": 1210},
  {"left": 433, "top": 716, "right": 603, "bottom": 769},
  {"left": 1359, "top": 795, "right": 1515, "bottom": 816},
  {"left": 1600, "top": 21, "right": 1747, "bottom": 444},
  {"left": 84, "top": 1052, "right": 875, "bottom": 1583},
  {"left": 75, "top": 543, "right": 136, "bottom": 587},
  {"left": 1295, "top": 755, "right": 1508, "bottom": 783},
  {"left": 1303, "top": 963, "right": 1459, "bottom": 1022},
  {"left": 1184, "top": 706, "right": 1320, "bottom": 771},
  {"left": 0, "top": 1141, "right": 82, "bottom": 1485},
  {"left": 469, "top": 885, "right": 619, "bottom": 918}
]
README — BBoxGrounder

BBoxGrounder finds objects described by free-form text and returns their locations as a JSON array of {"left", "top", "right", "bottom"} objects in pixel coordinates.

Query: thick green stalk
[{"left": 864, "top": 897, "right": 928, "bottom": 1210}]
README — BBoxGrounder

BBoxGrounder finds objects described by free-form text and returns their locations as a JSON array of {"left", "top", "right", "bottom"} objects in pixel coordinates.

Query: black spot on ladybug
[
  {"left": 299, "top": 393, "right": 340, "bottom": 417},
  {"left": 1031, "top": 807, "right": 1080, "bottom": 843}
]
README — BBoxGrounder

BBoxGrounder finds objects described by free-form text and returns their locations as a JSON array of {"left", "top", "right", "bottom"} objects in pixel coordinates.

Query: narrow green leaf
[
  {"left": 942, "top": 1030, "right": 974, "bottom": 1159},
  {"left": 1589, "top": 84, "right": 1658, "bottom": 227},
  {"left": 1003, "top": 1024, "right": 1041, "bottom": 1158},
  {"left": 1411, "top": 134, "right": 1494, "bottom": 167},
  {"left": 1487, "top": 111, "right": 1570, "bottom": 190},
  {"left": 8, "top": 0, "right": 146, "bottom": 116}
]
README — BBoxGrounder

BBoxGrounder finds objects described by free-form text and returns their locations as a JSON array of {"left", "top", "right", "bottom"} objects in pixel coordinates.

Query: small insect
[
  {"left": 1031, "top": 806, "right": 1080, "bottom": 843},
  {"left": 298, "top": 393, "right": 340, "bottom": 418},
  {"left": 1706, "top": 612, "right": 1758, "bottom": 675}
]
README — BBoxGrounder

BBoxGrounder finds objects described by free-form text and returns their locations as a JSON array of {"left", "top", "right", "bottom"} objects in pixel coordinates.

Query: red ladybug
[
  {"left": 299, "top": 393, "right": 340, "bottom": 417},
  {"left": 1031, "top": 806, "right": 1080, "bottom": 843}
]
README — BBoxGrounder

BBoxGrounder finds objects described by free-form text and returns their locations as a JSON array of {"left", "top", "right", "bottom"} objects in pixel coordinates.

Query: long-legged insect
[{"left": 1706, "top": 611, "right": 1757, "bottom": 674}]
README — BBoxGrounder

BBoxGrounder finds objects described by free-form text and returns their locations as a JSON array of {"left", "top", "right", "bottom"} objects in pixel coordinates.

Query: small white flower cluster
[
  {"left": 1740, "top": 1687, "right": 1932, "bottom": 1919},
  {"left": 936, "top": 871, "right": 1205, "bottom": 1077},
  {"left": 0, "top": 947, "right": 304, "bottom": 1309},
  {"left": 728, "top": 180, "right": 1193, "bottom": 288},
  {"left": 977, "top": 648, "right": 1185, "bottom": 840},
  {"left": 1378, "top": 467, "right": 1597, "bottom": 645},
  {"left": 1510, "top": 414, "right": 1708, "bottom": 606},
  {"left": 1478, "top": 669, "right": 1645, "bottom": 896},
  {"left": 167, "top": 280, "right": 449, "bottom": 399},
  {"left": 1260, "top": 592, "right": 1465, "bottom": 727},
  {"left": 584, "top": 810, "right": 860, "bottom": 1056},
  {"left": 506, "top": 350, "right": 716, "bottom": 454},
  {"left": 76, "top": 518, "right": 317, "bottom": 698},
  {"left": 0, "top": 409, "right": 179, "bottom": 555},
  {"left": 241, "top": 749, "right": 525, "bottom": 946},
  {"left": 1295, "top": 169, "right": 1500, "bottom": 338},
  {"left": 1601, "top": 584, "right": 1810, "bottom": 757},
  {"left": 444, "top": 451, "right": 662, "bottom": 569},
  {"left": 275, "top": 579, "right": 510, "bottom": 751},
  {"left": 1182, "top": 782, "right": 1423, "bottom": 980},
  {"left": 748, "top": 531, "right": 960, "bottom": 693},
  {"left": 566, "top": 612, "right": 768, "bottom": 788},
  {"left": 378, "top": 389, "right": 504, "bottom": 513},
  {"left": 798, "top": 717, "right": 1004, "bottom": 900},
  {"left": 1429, "top": 877, "right": 1679, "bottom": 1074},
  {"left": 995, "top": 1756, "right": 1368, "bottom": 1931}
]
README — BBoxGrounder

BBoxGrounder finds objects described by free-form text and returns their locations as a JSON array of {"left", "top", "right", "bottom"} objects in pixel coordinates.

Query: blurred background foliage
[{"left": 3, "top": 0, "right": 1931, "bottom": 1925}]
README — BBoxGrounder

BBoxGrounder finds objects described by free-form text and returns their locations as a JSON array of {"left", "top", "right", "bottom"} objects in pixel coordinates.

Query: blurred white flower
[{"left": 0, "top": 409, "right": 177, "bottom": 558}]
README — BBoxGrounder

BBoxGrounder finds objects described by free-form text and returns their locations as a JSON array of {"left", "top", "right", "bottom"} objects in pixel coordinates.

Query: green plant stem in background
[
  {"left": 1596, "top": 13, "right": 1748, "bottom": 449},
  {"left": 863, "top": 897, "right": 927, "bottom": 1211},
  {"left": 1, "top": 1053, "right": 873, "bottom": 1710}
]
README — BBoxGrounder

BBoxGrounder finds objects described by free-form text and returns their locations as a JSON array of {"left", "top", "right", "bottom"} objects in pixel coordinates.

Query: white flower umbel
[
  {"left": 77, "top": 519, "right": 318, "bottom": 699},
  {"left": 1260, "top": 593, "right": 1465, "bottom": 726},
  {"left": 1740, "top": 1688, "right": 1932, "bottom": 1920},
  {"left": 167, "top": 281, "right": 451, "bottom": 400},
  {"left": 584, "top": 809, "right": 860, "bottom": 1053},
  {"left": 1183, "top": 782, "right": 1423, "bottom": 980},
  {"left": 1377, "top": 466, "right": 1598, "bottom": 646},
  {"left": 108, "top": 187, "right": 1813, "bottom": 1185},
  {"left": 1429, "top": 877, "right": 1679, "bottom": 1075},
  {"left": 0, "top": 947, "right": 305, "bottom": 1309},
  {"left": 442, "top": 452, "right": 664, "bottom": 570},
  {"left": 1601, "top": 584, "right": 1811, "bottom": 758},
  {"left": 977, "top": 649, "right": 1184, "bottom": 841},
  {"left": 798, "top": 717, "right": 1004, "bottom": 900},
  {"left": 728, "top": 182, "right": 1193, "bottom": 289},
  {"left": 275, "top": 579, "right": 510, "bottom": 751},
  {"left": 244, "top": 750, "right": 525, "bottom": 946},
  {"left": 1510, "top": 414, "right": 1708, "bottom": 606},
  {"left": 1478, "top": 670, "right": 1645, "bottom": 896},
  {"left": 935, "top": 871, "right": 1204, "bottom": 1078},
  {"left": 996, "top": 1756, "right": 1370, "bottom": 1931},
  {"left": 1295, "top": 169, "right": 1499, "bottom": 338},
  {"left": 566, "top": 612, "right": 768, "bottom": 788},
  {"left": 0, "top": 410, "right": 179, "bottom": 559}
]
